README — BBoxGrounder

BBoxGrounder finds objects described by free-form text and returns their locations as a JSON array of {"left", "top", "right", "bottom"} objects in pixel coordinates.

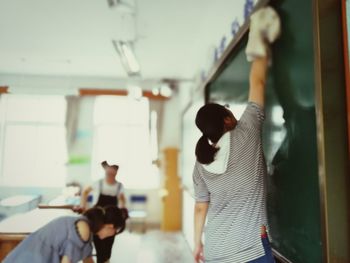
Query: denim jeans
[{"left": 248, "top": 236, "right": 275, "bottom": 263}]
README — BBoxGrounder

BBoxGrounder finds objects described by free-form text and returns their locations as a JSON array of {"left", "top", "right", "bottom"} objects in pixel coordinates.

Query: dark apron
[
  {"left": 95, "top": 179, "right": 121, "bottom": 207},
  {"left": 93, "top": 180, "right": 120, "bottom": 263},
  {"left": 96, "top": 193, "right": 118, "bottom": 207}
]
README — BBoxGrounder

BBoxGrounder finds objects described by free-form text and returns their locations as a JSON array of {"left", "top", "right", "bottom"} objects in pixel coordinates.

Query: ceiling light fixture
[
  {"left": 112, "top": 40, "right": 141, "bottom": 76},
  {"left": 152, "top": 88, "right": 160, "bottom": 96},
  {"left": 159, "top": 84, "right": 172, "bottom": 98}
]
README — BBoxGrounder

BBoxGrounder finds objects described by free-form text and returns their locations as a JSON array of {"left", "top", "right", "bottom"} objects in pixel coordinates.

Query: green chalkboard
[{"left": 207, "top": 1, "right": 322, "bottom": 262}]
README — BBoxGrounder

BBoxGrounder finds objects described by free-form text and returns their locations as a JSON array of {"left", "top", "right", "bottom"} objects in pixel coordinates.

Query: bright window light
[
  {"left": 0, "top": 94, "right": 67, "bottom": 187},
  {"left": 113, "top": 40, "right": 141, "bottom": 75},
  {"left": 92, "top": 96, "right": 159, "bottom": 189},
  {"left": 271, "top": 105, "right": 285, "bottom": 125},
  {"left": 121, "top": 43, "right": 141, "bottom": 73}
]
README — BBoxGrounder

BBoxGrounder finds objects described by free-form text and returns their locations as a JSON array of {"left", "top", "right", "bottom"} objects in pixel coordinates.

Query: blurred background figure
[{"left": 80, "top": 161, "right": 127, "bottom": 263}]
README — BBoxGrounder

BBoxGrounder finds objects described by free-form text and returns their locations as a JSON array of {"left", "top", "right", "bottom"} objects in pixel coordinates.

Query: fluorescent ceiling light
[{"left": 113, "top": 40, "right": 141, "bottom": 76}]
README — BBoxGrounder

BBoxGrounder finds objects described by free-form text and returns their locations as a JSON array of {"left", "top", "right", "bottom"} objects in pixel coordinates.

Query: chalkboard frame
[
  {"left": 341, "top": 0, "right": 350, "bottom": 156},
  {"left": 313, "top": 0, "right": 350, "bottom": 261}
]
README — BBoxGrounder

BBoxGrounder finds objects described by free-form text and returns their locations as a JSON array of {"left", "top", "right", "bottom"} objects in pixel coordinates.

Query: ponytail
[
  {"left": 195, "top": 135, "right": 219, "bottom": 165},
  {"left": 195, "top": 103, "right": 235, "bottom": 164}
]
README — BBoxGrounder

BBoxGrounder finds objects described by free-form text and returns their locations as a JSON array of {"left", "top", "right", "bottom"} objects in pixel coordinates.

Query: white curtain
[{"left": 65, "top": 96, "right": 80, "bottom": 151}]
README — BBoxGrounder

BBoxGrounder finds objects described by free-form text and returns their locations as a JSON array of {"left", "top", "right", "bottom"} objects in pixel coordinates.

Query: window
[
  {"left": 0, "top": 95, "right": 67, "bottom": 187},
  {"left": 92, "top": 96, "right": 159, "bottom": 189}
]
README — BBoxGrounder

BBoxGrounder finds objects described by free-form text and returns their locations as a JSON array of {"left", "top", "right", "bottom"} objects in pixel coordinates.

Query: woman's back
[
  {"left": 4, "top": 216, "right": 92, "bottom": 263},
  {"left": 193, "top": 102, "right": 268, "bottom": 262}
]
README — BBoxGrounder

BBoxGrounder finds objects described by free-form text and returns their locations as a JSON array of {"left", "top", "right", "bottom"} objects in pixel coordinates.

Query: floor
[{"left": 109, "top": 230, "right": 194, "bottom": 263}]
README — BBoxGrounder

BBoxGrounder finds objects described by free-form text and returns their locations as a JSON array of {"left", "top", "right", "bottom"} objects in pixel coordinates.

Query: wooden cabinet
[{"left": 161, "top": 148, "right": 182, "bottom": 231}]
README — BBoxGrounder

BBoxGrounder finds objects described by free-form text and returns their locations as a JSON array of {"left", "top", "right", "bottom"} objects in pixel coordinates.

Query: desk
[
  {"left": 0, "top": 195, "right": 41, "bottom": 218},
  {"left": 0, "top": 208, "right": 74, "bottom": 260}
]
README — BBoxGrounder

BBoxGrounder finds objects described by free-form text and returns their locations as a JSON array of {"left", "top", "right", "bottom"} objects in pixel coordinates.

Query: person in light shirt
[{"left": 81, "top": 161, "right": 127, "bottom": 263}]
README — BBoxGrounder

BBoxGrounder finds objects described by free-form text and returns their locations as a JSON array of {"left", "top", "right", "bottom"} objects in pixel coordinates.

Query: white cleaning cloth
[
  {"left": 245, "top": 6, "right": 281, "bottom": 62},
  {"left": 203, "top": 132, "right": 230, "bottom": 174}
]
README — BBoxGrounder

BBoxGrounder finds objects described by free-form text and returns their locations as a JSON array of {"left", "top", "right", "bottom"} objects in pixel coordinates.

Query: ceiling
[{"left": 0, "top": 0, "right": 244, "bottom": 80}]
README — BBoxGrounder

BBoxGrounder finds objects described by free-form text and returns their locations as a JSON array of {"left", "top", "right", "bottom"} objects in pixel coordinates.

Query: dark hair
[
  {"left": 83, "top": 206, "right": 126, "bottom": 235},
  {"left": 195, "top": 103, "right": 233, "bottom": 164},
  {"left": 104, "top": 206, "right": 126, "bottom": 234},
  {"left": 101, "top": 161, "right": 119, "bottom": 172},
  {"left": 83, "top": 207, "right": 105, "bottom": 233}
]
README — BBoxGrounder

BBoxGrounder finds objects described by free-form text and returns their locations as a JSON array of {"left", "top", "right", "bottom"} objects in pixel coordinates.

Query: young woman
[
  {"left": 80, "top": 161, "right": 127, "bottom": 263},
  {"left": 192, "top": 7, "right": 280, "bottom": 262},
  {"left": 193, "top": 58, "right": 273, "bottom": 263},
  {"left": 4, "top": 206, "right": 126, "bottom": 263}
]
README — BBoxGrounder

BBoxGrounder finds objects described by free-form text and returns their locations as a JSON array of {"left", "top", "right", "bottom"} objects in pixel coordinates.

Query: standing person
[
  {"left": 3, "top": 206, "right": 126, "bottom": 263},
  {"left": 192, "top": 7, "right": 280, "bottom": 263},
  {"left": 80, "top": 161, "right": 127, "bottom": 263}
]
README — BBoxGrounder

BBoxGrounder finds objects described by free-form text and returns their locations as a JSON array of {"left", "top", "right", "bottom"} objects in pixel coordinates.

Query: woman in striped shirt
[{"left": 193, "top": 7, "right": 280, "bottom": 263}]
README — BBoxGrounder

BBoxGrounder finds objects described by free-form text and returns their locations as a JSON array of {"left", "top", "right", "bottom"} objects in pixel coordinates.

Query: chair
[{"left": 128, "top": 195, "right": 147, "bottom": 233}]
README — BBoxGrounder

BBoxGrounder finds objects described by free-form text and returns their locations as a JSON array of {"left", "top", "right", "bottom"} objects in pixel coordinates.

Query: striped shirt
[{"left": 193, "top": 102, "right": 268, "bottom": 263}]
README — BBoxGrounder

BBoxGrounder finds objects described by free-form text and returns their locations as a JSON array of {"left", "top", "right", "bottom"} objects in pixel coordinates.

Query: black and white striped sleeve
[
  {"left": 239, "top": 102, "right": 265, "bottom": 130},
  {"left": 192, "top": 163, "right": 210, "bottom": 202}
]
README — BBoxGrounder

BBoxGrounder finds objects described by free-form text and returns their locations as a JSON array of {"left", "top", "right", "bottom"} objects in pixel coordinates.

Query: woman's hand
[
  {"left": 72, "top": 205, "right": 85, "bottom": 214},
  {"left": 61, "top": 256, "right": 71, "bottom": 263},
  {"left": 83, "top": 256, "right": 94, "bottom": 263},
  {"left": 80, "top": 186, "right": 93, "bottom": 210},
  {"left": 97, "top": 224, "right": 117, "bottom": 239},
  {"left": 194, "top": 202, "right": 208, "bottom": 262},
  {"left": 193, "top": 243, "right": 204, "bottom": 263}
]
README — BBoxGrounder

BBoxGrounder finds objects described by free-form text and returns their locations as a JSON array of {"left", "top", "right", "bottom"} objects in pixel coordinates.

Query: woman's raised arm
[{"left": 248, "top": 57, "right": 268, "bottom": 107}]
